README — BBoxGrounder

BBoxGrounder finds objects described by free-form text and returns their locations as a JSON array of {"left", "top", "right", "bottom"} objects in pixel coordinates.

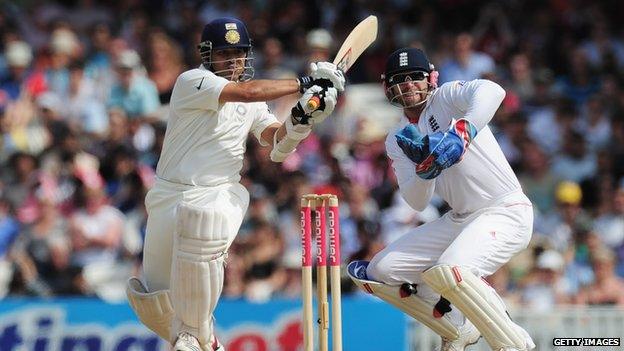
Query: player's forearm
[
  {"left": 399, "top": 176, "right": 435, "bottom": 211},
  {"left": 391, "top": 155, "right": 436, "bottom": 211},
  {"left": 232, "top": 79, "right": 300, "bottom": 102},
  {"left": 269, "top": 118, "right": 311, "bottom": 162},
  {"left": 463, "top": 80, "right": 506, "bottom": 131}
]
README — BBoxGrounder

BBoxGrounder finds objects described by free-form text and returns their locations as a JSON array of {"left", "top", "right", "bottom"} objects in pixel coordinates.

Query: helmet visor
[{"left": 385, "top": 70, "right": 432, "bottom": 108}]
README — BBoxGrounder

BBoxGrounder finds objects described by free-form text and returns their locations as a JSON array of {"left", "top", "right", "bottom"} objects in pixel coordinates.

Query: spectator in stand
[
  {"left": 526, "top": 98, "right": 576, "bottom": 156},
  {"left": 581, "top": 21, "right": 624, "bottom": 73},
  {"left": 507, "top": 53, "right": 535, "bottom": 102},
  {"left": 438, "top": 32, "right": 495, "bottom": 83},
  {"left": 3, "top": 152, "right": 39, "bottom": 222},
  {"left": 520, "top": 250, "right": 572, "bottom": 311},
  {"left": 574, "top": 247, "right": 624, "bottom": 306},
  {"left": 0, "top": 197, "right": 20, "bottom": 297},
  {"left": 108, "top": 50, "right": 160, "bottom": 120},
  {"left": 68, "top": 186, "right": 124, "bottom": 269},
  {"left": 46, "top": 28, "right": 80, "bottom": 98},
  {"left": 146, "top": 30, "right": 185, "bottom": 104},
  {"left": 517, "top": 143, "right": 561, "bottom": 215},
  {"left": 0, "top": 41, "right": 46, "bottom": 107},
  {"left": 593, "top": 185, "right": 624, "bottom": 252},
  {"left": 574, "top": 94, "right": 612, "bottom": 152},
  {"left": 535, "top": 181, "right": 592, "bottom": 252},
  {"left": 305, "top": 29, "right": 333, "bottom": 66},
  {"left": 66, "top": 60, "right": 108, "bottom": 136},
  {"left": 12, "top": 197, "right": 72, "bottom": 294},
  {"left": 551, "top": 130, "right": 597, "bottom": 183},
  {"left": 242, "top": 221, "right": 284, "bottom": 302},
  {"left": 554, "top": 47, "right": 600, "bottom": 106},
  {"left": 84, "top": 23, "right": 115, "bottom": 101}
]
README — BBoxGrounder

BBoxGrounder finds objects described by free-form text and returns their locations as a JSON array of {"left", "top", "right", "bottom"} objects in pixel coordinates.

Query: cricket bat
[{"left": 307, "top": 15, "right": 378, "bottom": 110}]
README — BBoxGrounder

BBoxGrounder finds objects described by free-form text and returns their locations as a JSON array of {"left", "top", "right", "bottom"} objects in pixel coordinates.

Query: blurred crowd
[{"left": 1, "top": 0, "right": 624, "bottom": 310}]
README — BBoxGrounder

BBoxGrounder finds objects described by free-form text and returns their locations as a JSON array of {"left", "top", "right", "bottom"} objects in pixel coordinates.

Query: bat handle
[{"left": 306, "top": 95, "right": 321, "bottom": 111}]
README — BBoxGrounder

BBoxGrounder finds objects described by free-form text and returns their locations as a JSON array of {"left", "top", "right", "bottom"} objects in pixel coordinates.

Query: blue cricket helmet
[
  {"left": 200, "top": 17, "right": 252, "bottom": 52},
  {"left": 382, "top": 48, "right": 438, "bottom": 108},
  {"left": 198, "top": 17, "right": 254, "bottom": 81},
  {"left": 382, "top": 48, "right": 434, "bottom": 86}
]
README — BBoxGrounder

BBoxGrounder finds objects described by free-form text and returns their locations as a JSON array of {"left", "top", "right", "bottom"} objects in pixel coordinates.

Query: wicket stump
[{"left": 301, "top": 194, "right": 342, "bottom": 351}]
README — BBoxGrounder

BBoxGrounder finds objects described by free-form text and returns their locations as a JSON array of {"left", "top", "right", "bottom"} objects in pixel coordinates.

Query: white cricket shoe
[
  {"left": 435, "top": 319, "right": 481, "bottom": 351},
  {"left": 210, "top": 335, "right": 225, "bottom": 351},
  {"left": 172, "top": 332, "right": 225, "bottom": 351},
  {"left": 173, "top": 332, "right": 202, "bottom": 351}
]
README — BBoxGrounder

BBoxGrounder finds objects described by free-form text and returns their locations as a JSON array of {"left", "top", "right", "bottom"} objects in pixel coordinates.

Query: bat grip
[{"left": 306, "top": 95, "right": 321, "bottom": 111}]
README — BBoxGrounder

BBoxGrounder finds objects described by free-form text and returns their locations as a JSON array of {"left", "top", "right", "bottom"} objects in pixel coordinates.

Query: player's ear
[
  {"left": 381, "top": 78, "right": 392, "bottom": 103},
  {"left": 428, "top": 70, "right": 439, "bottom": 89}
]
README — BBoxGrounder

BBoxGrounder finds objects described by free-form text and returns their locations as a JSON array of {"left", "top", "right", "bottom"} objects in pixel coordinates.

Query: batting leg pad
[
  {"left": 347, "top": 261, "right": 459, "bottom": 340},
  {"left": 171, "top": 203, "right": 230, "bottom": 347},
  {"left": 422, "top": 265, "right": 526, "bottom": 350},
  {"left": 126, "top": 277, "right": 174, "bottom": 341}
]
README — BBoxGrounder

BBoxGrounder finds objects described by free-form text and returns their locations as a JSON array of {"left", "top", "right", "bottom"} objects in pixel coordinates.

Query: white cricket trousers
[
  {"left": 142, "top": 178, "right": 249, "bottom": 292},
  {"left": 367, "top": 190, "right": 533, "bottom": 285}
]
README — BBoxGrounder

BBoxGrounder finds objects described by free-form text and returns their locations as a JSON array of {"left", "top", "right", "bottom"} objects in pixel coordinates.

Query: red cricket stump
[
  {"left": 328, "top": 196, "right": 342, "bottom": 351},
  {"left": 301, "top": 194, "right": 342, "bottom": 351}
]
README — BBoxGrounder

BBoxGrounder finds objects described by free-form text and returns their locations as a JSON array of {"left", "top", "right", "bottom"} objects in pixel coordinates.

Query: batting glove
[
  {"left": 291, "top": 85, "right": 338, "bottom": 125},
  {"left": 310, "top": 62, "right": 345, "bottom": 92}
]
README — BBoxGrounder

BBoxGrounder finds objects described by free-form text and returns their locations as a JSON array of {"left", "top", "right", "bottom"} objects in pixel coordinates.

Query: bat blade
[
  {"left": 333, "top": 15, "right": 378, "bottom": 73},
  {"left": 306, "top": 15, "right": 378, "bottom": 110}
]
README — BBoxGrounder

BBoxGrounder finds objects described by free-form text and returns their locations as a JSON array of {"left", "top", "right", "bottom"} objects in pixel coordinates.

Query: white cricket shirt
[
  {"left": 386, "top": 79, "right": 522, "bottom": 214},
  {"left": 156, "top": 66, "right": 278, "bottom": 186}
]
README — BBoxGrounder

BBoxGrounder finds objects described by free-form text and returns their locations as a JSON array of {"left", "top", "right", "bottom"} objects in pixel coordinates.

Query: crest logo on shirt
[{"left": 225, "top": 30, "right": 241, "bottom": 44}]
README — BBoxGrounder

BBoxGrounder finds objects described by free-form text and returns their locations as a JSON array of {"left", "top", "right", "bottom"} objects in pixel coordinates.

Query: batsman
[
  {"left": 348, "top": 48, "right": 535, "bottom": 351},
  {"left": 125, "top": 17, "right": 344, "bottom": 350}
]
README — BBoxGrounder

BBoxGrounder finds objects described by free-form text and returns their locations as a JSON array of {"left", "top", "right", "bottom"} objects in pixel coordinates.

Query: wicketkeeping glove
[{"left": 396, "top": 119, "right": 478, "bottom": 179}]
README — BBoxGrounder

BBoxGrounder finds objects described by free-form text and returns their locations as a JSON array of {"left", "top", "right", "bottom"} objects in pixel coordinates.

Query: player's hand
[
  {"left": 396, "top": 124, "right": 444, "bottom": 179},
  {"left": 310, "top": 62, "right": 345, "bottom": 92},
  {"left": 395, "top": 124, "right": 429, "bottom": 164},
  {"left": 297, "top": 76, "right": 334, "bottom": 93},
  {"left": 291, "top": 85, "right": 338, "bottom": 125},
  {"left": 415, "top": 119, "right": 478, "bottom": 179},
  {"left": 396, "top": 119, "right": 477, "bottom": 179}
]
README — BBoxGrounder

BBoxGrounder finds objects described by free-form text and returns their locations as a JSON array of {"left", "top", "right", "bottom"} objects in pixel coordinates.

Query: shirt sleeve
[
  {"left": 386, "top": 131, "right": 435, "bottom": 211},
  {"left": 170, "top": 69, "right": 230, "bottom": 113},
  {"left": 438, "top": 79, "right": 506, "bottom": 132},
  {"left": 251, "top": 103, "right": 279, "bottom": 147}
]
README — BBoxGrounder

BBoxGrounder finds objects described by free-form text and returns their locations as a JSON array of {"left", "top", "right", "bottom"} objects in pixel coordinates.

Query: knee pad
[{"left": 171, "top": 202, "right": 230, "bottom": 347}]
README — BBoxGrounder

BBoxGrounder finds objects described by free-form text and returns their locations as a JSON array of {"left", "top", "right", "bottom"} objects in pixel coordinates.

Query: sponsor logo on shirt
[
  {"left": 195, "top": 77, "right": 205, "bottom": 90},
  {"left": 428, "top": 115, "right": 440, "bottom": 132}
]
